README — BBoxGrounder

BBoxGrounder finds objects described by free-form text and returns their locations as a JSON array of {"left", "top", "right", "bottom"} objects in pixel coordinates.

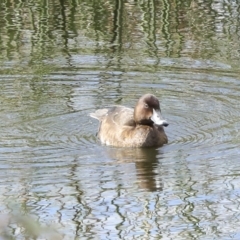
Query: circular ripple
[{"left": 165, "top": 75, "right": 240, "bottom": 150}]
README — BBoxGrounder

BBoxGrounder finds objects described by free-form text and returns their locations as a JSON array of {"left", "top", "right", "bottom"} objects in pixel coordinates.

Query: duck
[{"left": 90, "top": 94, "right": 168, "bottom": 147}]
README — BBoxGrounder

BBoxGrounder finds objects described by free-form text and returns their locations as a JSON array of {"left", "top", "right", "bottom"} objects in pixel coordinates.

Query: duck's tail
[{"left": 89, "top": 109, "right": 108, "bottom": 121}]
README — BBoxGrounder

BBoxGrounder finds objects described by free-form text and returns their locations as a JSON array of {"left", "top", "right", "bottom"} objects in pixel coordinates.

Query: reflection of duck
[
  {"left": 135, "top": 148, "right": 163, "bottom": 192},
  {"left": 106, "top": 147, "right": 163, "bottom": 192},
  {"left": 90, "top": 94, "right": 168, "bottom": 147}
]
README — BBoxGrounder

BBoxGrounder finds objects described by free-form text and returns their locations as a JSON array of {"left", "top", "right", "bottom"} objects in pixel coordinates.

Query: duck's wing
[
  {"left": 106, "top": 106, "right": 135, "bottom": 127},
  {"left": 90, "top": 106, "right": 135, "bottom": 126},
  {"left": 90, "top": 106, "right": 136, "bottom": 146}
]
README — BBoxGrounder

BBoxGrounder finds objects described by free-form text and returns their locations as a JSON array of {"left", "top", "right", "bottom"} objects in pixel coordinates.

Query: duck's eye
[{"left": 144, "top": 103, "right": 149, "bottom": 108}]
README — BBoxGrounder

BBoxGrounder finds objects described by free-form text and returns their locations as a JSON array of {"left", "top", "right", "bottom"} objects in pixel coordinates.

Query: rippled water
[
  {"left": 1, "top": 65, "right": 240, "bottom": 239},
  {"left": 1, "top": 0, "right": 240, "bottom": 239}
]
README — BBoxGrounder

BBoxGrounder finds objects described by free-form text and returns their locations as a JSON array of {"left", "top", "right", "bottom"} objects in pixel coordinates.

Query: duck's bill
[{"left": 151, "top": 109, "right": 169, "bottom": 127}]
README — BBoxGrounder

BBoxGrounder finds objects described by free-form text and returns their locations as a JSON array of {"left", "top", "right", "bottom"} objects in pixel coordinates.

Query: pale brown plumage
[{"left": 90, "top": 94, "right": 168, "bottom": 147}]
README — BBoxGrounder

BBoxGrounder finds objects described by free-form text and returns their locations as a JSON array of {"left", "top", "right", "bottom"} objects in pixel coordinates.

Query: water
[{"left": 0, "top": 0, "right": 240, "bottom": 239}]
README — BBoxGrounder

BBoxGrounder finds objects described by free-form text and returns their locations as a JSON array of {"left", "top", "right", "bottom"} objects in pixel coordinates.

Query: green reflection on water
[{"left": 0, "top": 0, "right": 239, "bottom": 68}]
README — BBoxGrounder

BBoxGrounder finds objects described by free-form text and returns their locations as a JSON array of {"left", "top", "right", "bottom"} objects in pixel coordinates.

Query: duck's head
[{"left": 134, "top": 94, "right": 168, "bottom": 127}]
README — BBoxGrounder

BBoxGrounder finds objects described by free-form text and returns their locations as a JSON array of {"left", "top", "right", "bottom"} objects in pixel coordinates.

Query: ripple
[
  {"left": 20, "top": 113, "right": 95, "bottom": 151},
  {"left": 161, "top": 71, "right": 239, "bottom": 147}
]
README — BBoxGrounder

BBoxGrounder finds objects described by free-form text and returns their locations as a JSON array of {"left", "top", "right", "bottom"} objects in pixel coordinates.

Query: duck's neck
[{"left": 137, "top": 119, "right": 154, "bottom": 127}]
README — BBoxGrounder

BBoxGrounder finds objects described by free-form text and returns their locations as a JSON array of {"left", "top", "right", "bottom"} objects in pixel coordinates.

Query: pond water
[{"left": 0, "top": 0, "right": 240, "bottom": 239}]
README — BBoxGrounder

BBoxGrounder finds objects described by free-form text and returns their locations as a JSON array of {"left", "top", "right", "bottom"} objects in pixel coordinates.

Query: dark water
[{"left": 0, "top": 0, "right": 240, "bottom": 239}]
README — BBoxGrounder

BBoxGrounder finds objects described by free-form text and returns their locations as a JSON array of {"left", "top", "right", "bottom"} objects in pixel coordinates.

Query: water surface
[{"left": 0, "top": 0, "right": 240, "bottom": 239}]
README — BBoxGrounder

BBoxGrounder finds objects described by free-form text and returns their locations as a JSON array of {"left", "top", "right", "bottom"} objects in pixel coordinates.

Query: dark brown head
[{"left": 133, "top": 94, "right": 168, "bottom": 127}]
